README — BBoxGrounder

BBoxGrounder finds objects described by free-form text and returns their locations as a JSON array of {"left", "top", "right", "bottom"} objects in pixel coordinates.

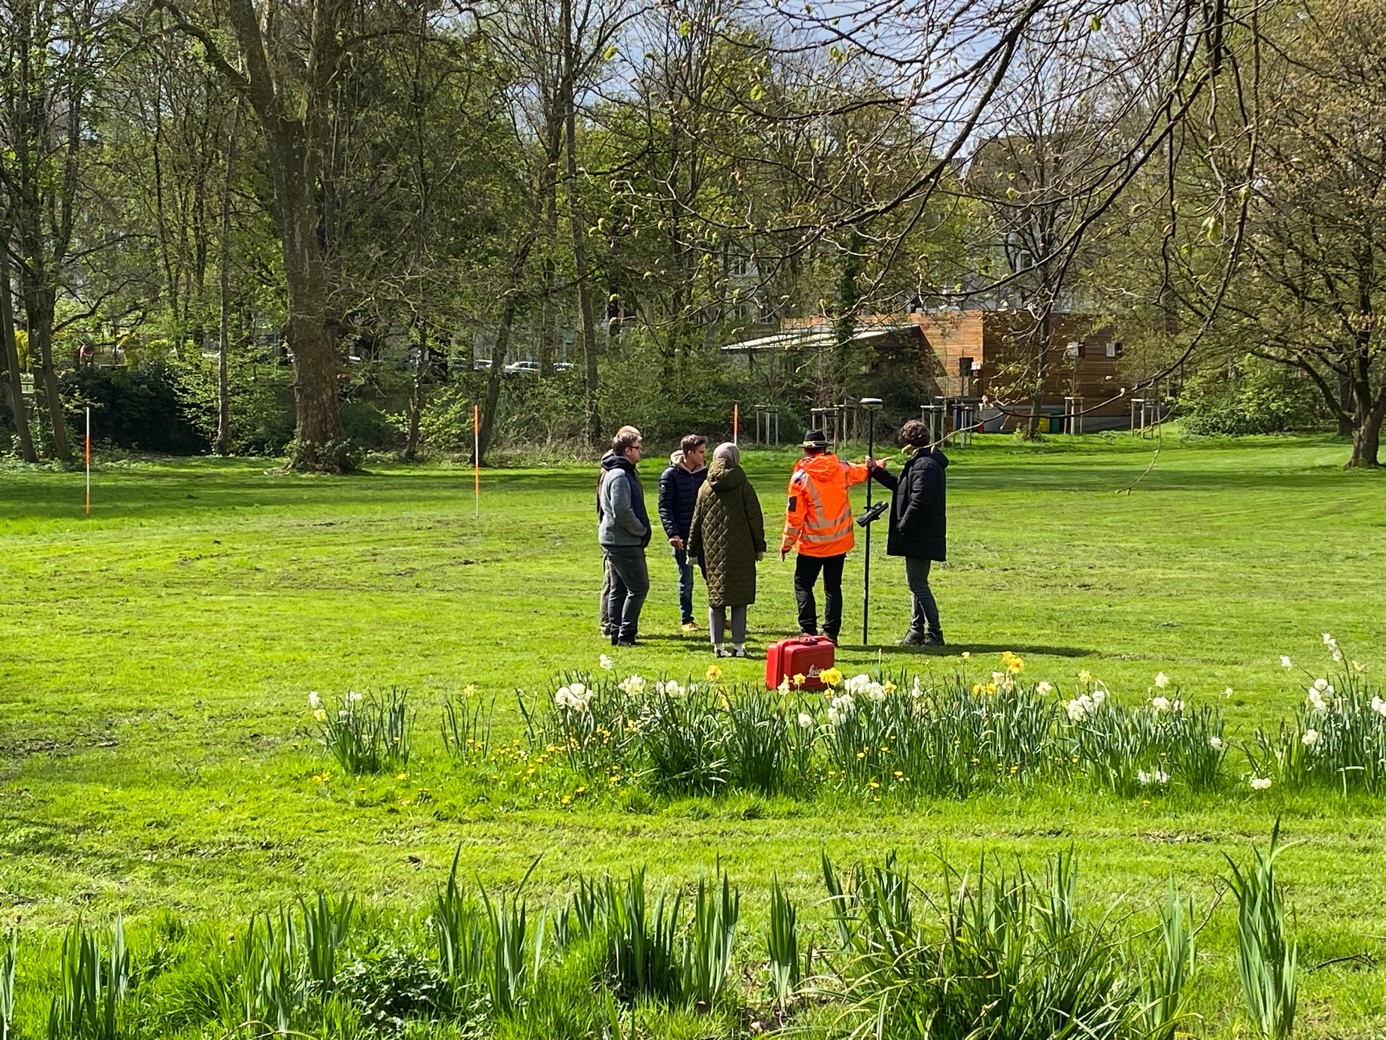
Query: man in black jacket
[
  {"left": 657, "top": 434, "right": 708, "bottom": 632},
  {"left": 869, "top": 420, "right": 949, "bottom": 646}
]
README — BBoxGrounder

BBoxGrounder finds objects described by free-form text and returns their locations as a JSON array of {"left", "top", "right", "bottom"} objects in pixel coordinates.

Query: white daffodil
[
  {"left": 910, "top": 676, "right": 924, "bottom": 698},
  {"left": 1151, "top": 696, "right": 1171, "bottom": 712},
  {"left": 1224, "top": 687, "right": 1234, "bottom": 698},
  {"left": 1323, "top": 632, "right": 1336, "bottom": 646},
  {"left": 1137, "top": 770, "right": 1152, "bottom": 786},
  {"left": 1280, "top": 656, "right": 1293, "bottom": 670},
  {"left": 348, "top": 690, "right": 363, "bottom": 703},
  {"left": 1172, "top": 699, "right": 1184, "bottom": 712},
  {"left": 865, "top": 682, "right": 888, "bottom": 703},
  {"left": 308, "top": 691, "right": 322, "bottom": 710},
  {"left": 1154, "top": 671, "right": 1171, "bottom": 689},
  {"left": 1371, "top": 696, "right": 1386, "bottom": 718},
  {"left": 1301, "top": 729, "right": 1319, "bottom": 747},
  {"left": 599, "top": 654, "right": 614, "bottom": 671},
  {"left": 828, "top": 694, "right": 855, "bottom": 724},
  {"left": 1037, "top": 681, "right": 1054, "bottom": 696},
  {"left": 1313, "top": 677, "right": 1329, "bottom": 692},
  {"left": 618, "top": 675, "right": 645, "bottom": 697},
  {"left": 798, "top": 712, "right": 814, "bottom": 729},
  {"left": 1250, "top": 776, "right": 1273, "bottom": 790},
  {"left": 1209, "top": 736, "right": 1225, "bottom": 751}
]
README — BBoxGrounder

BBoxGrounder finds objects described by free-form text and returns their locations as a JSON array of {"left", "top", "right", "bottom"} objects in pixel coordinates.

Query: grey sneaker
[{"left": 896, "top": 630, "right": 927, "bottom": 646}]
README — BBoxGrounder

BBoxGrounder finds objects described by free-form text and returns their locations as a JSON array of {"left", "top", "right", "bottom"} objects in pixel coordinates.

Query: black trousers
[{"left": 794, "top": 552, "right": 845, "bottom": 640}]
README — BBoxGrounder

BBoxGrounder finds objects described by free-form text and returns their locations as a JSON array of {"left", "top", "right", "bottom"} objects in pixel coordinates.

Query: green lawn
[{"left": 2, "top": 433, "right": 1385, "bottom": 1038}]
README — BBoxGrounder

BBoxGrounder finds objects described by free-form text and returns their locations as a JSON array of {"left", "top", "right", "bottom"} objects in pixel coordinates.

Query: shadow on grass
[{"left": 855, "top": 642, "right": 1094, "bottom": 657}]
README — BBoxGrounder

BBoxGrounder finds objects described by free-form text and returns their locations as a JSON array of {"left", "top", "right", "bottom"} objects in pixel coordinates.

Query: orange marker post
[
  {"left": 732, "top": 402, "right": 739, "bottom": 444},
  {"left": 473, "top": 404, "right": 481, "bottom": 518}
]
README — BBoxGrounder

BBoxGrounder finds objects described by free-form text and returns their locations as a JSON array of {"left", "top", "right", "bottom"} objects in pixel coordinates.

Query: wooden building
[{"left": 908, "top": 310, "right": 1132, "bottom": 430}]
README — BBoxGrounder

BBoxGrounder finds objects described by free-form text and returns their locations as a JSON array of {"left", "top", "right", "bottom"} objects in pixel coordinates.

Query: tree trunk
[
  {"left": 1337, "top": 372, "right": 1355, "bottom": 437},
  {"left": 476, "top": 237, "right": 534, "bottom": 464},
  {"left": 562, "top": 0, "right": 601, "bottom": 450},
  {"left": 0, "top": 238, "right": 38, "bottom": 462},
  {"left": 221, "top": 0, "right": 346, "bottom": 472},
  {"left": 1346, "top": 402, "right": 1383, "bottom": 468},
  {"left": 26, "top": 288, "right": 70, "bottom": 461},
  {"left": 216, "top": 99, "right": 242, "bottom": 456},
  {"left": 403, "top": 327, "right": 427, "bottom": 463},
  {"left": 268, "top": 122, "right": 345, "bottom": 471}
]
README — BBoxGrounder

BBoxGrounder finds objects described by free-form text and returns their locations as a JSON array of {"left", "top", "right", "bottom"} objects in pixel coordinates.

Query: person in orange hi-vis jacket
[{"left": 779, "top": 428, "right": 872, "bottom": 642}]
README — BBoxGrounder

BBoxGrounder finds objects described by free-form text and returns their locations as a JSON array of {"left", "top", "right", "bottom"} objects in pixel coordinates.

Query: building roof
[{"left": 722, "top": 323, "right": 918, "bottom": 353}]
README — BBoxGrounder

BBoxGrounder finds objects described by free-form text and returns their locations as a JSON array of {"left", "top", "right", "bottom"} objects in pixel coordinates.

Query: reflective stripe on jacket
[{"left": 780, "top": 453, "right": 870, "bottom": 557}]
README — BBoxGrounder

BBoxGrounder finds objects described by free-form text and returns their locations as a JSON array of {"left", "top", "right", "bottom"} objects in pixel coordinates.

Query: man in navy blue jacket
[
  {"left": 869, "top": 420, "right": 949, "bottom": 646},
  {"left": 657, "top": 434, "right": 708, "bottom": 632}
]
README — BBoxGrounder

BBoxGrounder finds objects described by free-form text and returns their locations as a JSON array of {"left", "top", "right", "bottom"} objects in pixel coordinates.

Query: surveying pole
[{"left": 859, "top": 398, "right": 883, "bottom": 644}]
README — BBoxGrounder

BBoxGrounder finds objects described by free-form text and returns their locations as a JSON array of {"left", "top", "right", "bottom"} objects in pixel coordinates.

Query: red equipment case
[{"left": 765, "top": 636, "right": 836, "bottom": 691}]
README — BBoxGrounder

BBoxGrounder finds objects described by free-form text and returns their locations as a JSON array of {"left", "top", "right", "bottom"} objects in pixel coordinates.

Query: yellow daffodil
[
  {"left": 820, "top": 667, "right": 843, "bottom": 687},
  {"left": 706, "top": 664, "right": 723, "bottom": 682}
]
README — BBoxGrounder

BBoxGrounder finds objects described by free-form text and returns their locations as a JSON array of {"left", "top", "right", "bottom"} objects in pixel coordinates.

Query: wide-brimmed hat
[{"left": 802, "top": 428, "right": 828, "bottom": 449}]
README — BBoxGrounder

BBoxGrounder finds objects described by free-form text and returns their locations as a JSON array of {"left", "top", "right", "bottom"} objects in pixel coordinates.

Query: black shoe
[
  {"left": 616, "top": 638, "right": 638, "bottom": 648},
  {"left": 730, "top": 647, "right": 751, "bottom": 659},
  {"left": 922, "top": 632, "right": 946, "bottom": 647},
  {"left": 822, "top": 632, "right": 839, "bottom": 644},
  {"left": 897, "top": 630, "right": 927, "bottom": 646}
]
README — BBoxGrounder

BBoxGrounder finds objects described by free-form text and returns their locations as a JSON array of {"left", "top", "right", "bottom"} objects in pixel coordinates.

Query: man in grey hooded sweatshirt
[{"left": 598, "top": 427, "right": 652, "bottom": 646}]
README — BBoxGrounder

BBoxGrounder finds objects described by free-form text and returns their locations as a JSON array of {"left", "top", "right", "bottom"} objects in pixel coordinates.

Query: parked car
[
  {"left": 554, "top": 361, "right": 575, "bottom": 372},
  {"left": 504, "top": 360, "right": 540, "bottom": 375},
  {"left": 473, "top": 358, "right": 493, "bottom": 372}
]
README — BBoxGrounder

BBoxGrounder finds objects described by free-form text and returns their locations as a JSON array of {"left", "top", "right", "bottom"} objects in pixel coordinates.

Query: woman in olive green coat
[{"left": 687, "top": 442, "right": 766, "bottom": 657}]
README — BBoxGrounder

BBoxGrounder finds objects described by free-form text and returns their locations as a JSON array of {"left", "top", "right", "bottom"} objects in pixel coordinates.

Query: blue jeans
[{"left": 674, "top": 547, "right": 695, "bottom": 623}]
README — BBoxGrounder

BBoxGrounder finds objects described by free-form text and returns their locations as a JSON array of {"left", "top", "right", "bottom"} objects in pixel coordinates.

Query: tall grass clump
[
  {"left": 230, "top": 911, "right": 301, "bottom": 1034},
  {"left": 1061, "top": 680, "right": 1226, "bottom": 795},
  {"left": 1250, "top": 654, "right": 1386, "bottom": 793},
  {"left": 309, "top": 687, "right": 413, "bottom": 774},
  {"left": 299, "top": 891, "right": 354, "bottom": 997},
  {"left": 679, "top": 867, "right": 739, "bottom": 1008},
  {"left": 442, "top": 686, "right": 491, "bottom": 760},
  {"left": 600, "top": 868, "right": 682, "bottom": 1003},
  {"left": 1139, "top": 884, "right": 1197, "bottom": 1040},
  {"left": 430, "top": 850, "right": 489, "bottom": 1015},
  {"left": 765, "top": 877, "right": 802, "bottom": 1008},
  {"left": 819, "top": 669, "right": 1057, "bottom": 797},
  {"left": 517, "top": 657, "right": 1249, "bottom": 803},
  {"left": 637, "top": 683, "right": 729, "bottom": 796},
  {"left": 725, "top": 691, "right": 795, "bottom": 794},
  {"left": 46, "top": 917, "right": 128, "bottom": 1040},
  {"left": 1226, "top": 822, "right": 1297, "bottom": 1040},
  {"left": 821, "top": 848, "right": 1169, "bottom": 1040}
]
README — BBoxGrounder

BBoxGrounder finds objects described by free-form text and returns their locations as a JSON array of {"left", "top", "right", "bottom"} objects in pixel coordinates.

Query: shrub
[
  {"left": 1178, "top": 355, "right": 1328, "bottom": 436},
  {"left": 61, "top": 364, "right": 207, "bottom": 454}
]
